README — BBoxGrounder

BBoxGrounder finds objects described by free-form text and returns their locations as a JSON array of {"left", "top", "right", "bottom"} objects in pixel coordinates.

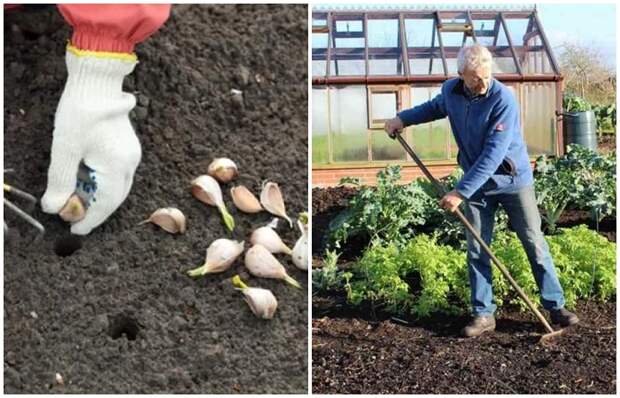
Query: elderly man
[{"left": 384, "top": 44, "right": 578, "bottom": 337}]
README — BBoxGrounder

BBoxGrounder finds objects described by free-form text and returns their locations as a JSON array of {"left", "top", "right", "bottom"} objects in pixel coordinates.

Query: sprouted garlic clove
[
  {"left": 191, "top": 175, "right": 235, "bottom": 232},
  {"left": 139, "top": 207, "right": 186, "bottom": 234},
  {"left": 207, "top": 158, "right": 238, "bottom": 183},
  {"left": 232, "top": 275, "right": 278, "bottom": 319},
  {"left": 260, "top": 181, "right": 292, "bottom": 227},
  {"left": 244, "top": 244, "right": 301, "bottom": 288},
  {"left": 59, "top": 194, "right": 86, "bottom": 222},
  {"left": 250, "top": 226, "right": 292, "bottom": 255},
  {"left": 230, "top": 185, "right": 263, "bottom": 213},
  {"left": 187, "top": 239, "right": 244, "bottom": 277}
]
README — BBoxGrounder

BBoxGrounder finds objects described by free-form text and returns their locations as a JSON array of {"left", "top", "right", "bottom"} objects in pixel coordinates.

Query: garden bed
[
  {"left": 312, "top": 300, "right": 615, "bottom": 394},
  {"left": 312, "top": 170, "right": 616, "bottom": 394},
  {"left": 4, "top": 5, "right": 307, "bottom": 394}
]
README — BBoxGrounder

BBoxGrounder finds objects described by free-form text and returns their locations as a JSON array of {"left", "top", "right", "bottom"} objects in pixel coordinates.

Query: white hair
[{"left": 457, "top": 45, "right": 492, "bottom": 74}]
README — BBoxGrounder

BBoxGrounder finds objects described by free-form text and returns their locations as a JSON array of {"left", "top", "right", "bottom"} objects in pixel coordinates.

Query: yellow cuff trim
[{"left": 67, "top": 44, "right": 137, "bottom": 62}]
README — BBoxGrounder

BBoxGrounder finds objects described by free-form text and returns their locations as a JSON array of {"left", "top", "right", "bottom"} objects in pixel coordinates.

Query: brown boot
[
  {"left": 461, "top": 315, "right": 496, "bottom": 337},
  {"left": 549, "top": 308, "right": 579, "bottom": 326}
]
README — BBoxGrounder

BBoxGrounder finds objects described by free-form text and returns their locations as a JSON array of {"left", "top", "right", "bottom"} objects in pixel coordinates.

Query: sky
[
  {"left": 315, "top": 3, "right": 617, "bottom": 69},
  {"left": 536, "top": 4, "right": 616, "bottom": 69}
]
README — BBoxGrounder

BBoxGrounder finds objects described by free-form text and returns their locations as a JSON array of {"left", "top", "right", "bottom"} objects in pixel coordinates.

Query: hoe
[{"left": 393, "top": 133, "right": 564, "bottom": 344}]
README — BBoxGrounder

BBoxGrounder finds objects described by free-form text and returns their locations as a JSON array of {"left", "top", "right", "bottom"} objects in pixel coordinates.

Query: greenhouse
[{"left": 312, "top": 6, "right": 563, "bottom": 186}]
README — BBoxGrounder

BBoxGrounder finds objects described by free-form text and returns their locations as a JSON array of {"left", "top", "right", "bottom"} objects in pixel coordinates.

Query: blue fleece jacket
[{"left": 398, "top": 78, "right": 534, "bottom": 199}]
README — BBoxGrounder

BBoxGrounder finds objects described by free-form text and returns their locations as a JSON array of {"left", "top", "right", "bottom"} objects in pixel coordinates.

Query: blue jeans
[{"left": 463, "top": 184, "right": 565, "bottom": 315}]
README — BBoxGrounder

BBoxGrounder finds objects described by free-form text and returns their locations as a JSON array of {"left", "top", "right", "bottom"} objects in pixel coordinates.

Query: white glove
[{"left": 41, "top": 47, "right": 141, "bottom": 235}]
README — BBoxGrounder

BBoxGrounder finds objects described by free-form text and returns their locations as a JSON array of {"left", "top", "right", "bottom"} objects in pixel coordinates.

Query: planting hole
[
  {"left": 54, "top": 234, "right": 83, "bottom": 257},
  {"left": 107, "top": 314, "right": 140, "bottom": 341}
]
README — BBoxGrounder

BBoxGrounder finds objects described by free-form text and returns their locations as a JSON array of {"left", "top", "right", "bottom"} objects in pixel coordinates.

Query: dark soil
[
  {"left": 554, "top": 209, "right": 616, "bottom": 242},
  {"left": 312, "top": 300, "right": 616, "bottom": 394},
  {"left": 4, "top": 5, "right": 307, "bottom": 394},
  {"left": 312, "top": 186, "right": 616, "bottom": 394}
]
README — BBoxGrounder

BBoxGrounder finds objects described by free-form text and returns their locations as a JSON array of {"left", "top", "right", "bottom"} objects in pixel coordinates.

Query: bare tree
[{"left": 557, "top": 41, "right": 615, "bottom": 105}]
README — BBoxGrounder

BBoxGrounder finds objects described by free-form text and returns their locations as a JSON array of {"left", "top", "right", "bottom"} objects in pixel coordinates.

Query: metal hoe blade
[{"left": 393, "top": 132, "right": 563, "bottom": 343}]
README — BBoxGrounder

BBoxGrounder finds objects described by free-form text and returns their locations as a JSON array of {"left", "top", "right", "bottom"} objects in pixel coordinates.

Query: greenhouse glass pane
[
  {"left": 504, "top": 18, "right": 529, "bottom": 46},
  {"left": 313, "top": 18, "right": 327, "bottom": 27},
  {"left": 312, "top": 33, "right": 328, "bottom": 49},
  {"left": 472, "top": 19, "right": 496, "bottom": 47},
  {"left": 335, "top": 38, "right": 365, "bottom": 48},
  {"left": 522, "top": 35, "right": 553, "bottom": 74},
  {"left": 330, "top": 86, "right": 369, "bottom": 162},
  {"left": 492, "top": 57, "right": 517, "bottom": 74},
  {"left": 330, "top": 60, "right": 365, "bottom": 76},
  {"left": 312, "top": 88, "right": 329, "bottom": 164},
  {"left": 441, "top": 31, "right": 464, "bottom": 47},
  {"left": 368, "top": 18, "right": 403, "bottom": 75},
  {"left": 522, "top": 82, "right": 555, "bottom": 155},
  {"left": 368, "top": 19, "right": 399, "bottom": 47},
  {"left": 408, "top": 86, "right": 451, "bottom": 160},
  {"left": 410, "top": 58, "right": 444, "bottom": 75},
  {"left": 446, "top": 58, "right": 458, "bottom": 75},
  {"left": 336, "top": 20, "right": 363, "bottom": 32},
  {"left": 369, "top": 59, "right": 402, "bottom": 75},
  {"left": 370, "top": 92, "right": 397, "bottom": 123},
  {"left": 312, "top": 61, "right": 327, "bottom": 77},
  {"left": 405, "top": 18, "right": 435, "bottom": 47},
  {"left": 371, "top": 132, "right": 406, "bottom": 161}
]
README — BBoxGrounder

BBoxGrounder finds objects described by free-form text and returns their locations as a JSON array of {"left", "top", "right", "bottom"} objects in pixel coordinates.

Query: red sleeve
[{"left": 57, "top": 4, "right": 171, "bottom": 53}]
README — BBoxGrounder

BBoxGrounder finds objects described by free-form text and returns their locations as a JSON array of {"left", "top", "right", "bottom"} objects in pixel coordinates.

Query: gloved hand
[{"left": 41, "top": 46, "right": 141, "bottom": 235}]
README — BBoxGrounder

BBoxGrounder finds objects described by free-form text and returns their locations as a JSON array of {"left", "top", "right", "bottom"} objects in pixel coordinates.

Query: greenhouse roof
[
  {"left": 312, "top": 7, "right": 560, "bottom": 84},
  {"left": 313, "top": 4, "right": 536, "bottom": 12}
]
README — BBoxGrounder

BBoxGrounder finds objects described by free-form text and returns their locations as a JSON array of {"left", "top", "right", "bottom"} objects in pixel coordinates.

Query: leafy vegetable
[
  {"left": 342, "top": 227, "right": 615, "bottom": 316},
  {"left": 563, "top": 93, "right": 592, "bottom": 113},
  {"left": 312, "top": 250, "right": 344, "bottom": 292}
]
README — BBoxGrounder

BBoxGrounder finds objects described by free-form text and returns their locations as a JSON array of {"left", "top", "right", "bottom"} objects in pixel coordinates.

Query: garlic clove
[
  {"left": 292, "top": 218, "right": 308, "bottom": 270},
  {"left": 250, "top": 226, "right": 292, "bottom": 255},
  {"left": 139, "top": 207, "right": 186, "bottom": 234},
  {"left": 207, "top": 158, "right": 238, "bottom": 183},
  {"left": 59, "top": 194, "right": 86, "bottom": 222},
  {"left": 232, "top": 275, "right": 278, "bottom": 319},
  {"left": 230, "top": 185, "right": 263, "bottom": 213},
  {"left": 191, "top": 175, "right": 235, "bottom": 232},
  {"left": 260, "top": 182, "right": 292, "bottom": 227},
  {"left": 244, "top": 244, "right": 301, "bottom": 288},
  {"left": 187, "top": 239, "right": 244, "bottom": 277},
  {"left": 191, "top": 175, "right": 223, "bottom": 207}
]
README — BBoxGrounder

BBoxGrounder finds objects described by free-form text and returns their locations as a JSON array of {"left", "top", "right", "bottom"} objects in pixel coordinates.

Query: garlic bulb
[
  {"left": 292, "top": 214, "right": 308, "bottom": 270},
  {"left": 187, "top": 239, "right": 244, "bottom": 277},
  {"left": 139, "top": 207, "right": 186, "bottom": 234},
  {"left": 232, "top": 275, "right": 278, "bottom": 319},
  {"left": 250, "top": 226, "right": 292, "bottom": 255},
  {"left": 260, "top": 182, "right": 292, "bottom": 227},
  {"left": 59, "top": 194, "right": 85, "bottom": 222},
  {"left": 244, "top": 244, "right": 301, "bottom": 288},
  {"left": 231, "top": 185, "right": 263, "bottom": 213},
  {"left": 207, "top": 158, "right": 238, "bottom": 183},
  {"left": 191, "top": 175, "right": 235, "bottom": 232}
]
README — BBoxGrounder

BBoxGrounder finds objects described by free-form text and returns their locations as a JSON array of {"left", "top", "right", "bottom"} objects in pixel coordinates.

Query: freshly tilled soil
[
  {"left": 4, "top": 5, "right": 307, "bottom": 394},
  {"left": 312, "top": 301, "right": 616, "bottom": 394}
]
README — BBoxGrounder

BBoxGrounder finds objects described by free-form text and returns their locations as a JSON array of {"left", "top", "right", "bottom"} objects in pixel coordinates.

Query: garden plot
[
  {"left": 312, "top": 147, "right": 616, "bottom": 394},
  {"left": 4, "top": 5, "right": 308, "bottom": 394}
]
